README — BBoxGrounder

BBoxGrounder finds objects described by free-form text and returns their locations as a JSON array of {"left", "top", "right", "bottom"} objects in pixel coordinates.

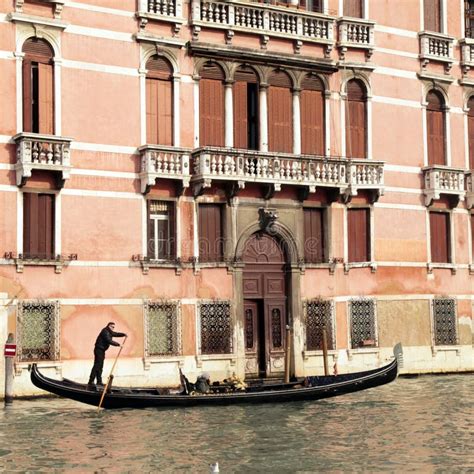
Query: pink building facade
[{"left": 0, "top": 0, "right": 473, "bottom": 396}]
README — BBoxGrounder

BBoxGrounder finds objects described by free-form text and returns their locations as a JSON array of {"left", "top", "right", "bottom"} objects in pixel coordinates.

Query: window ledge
[
  {"left": 344, "top": 261, "right": 377, "bottom": 273},
  {"left": 3, "top": 253, "right": 77, "bottom": 274},
  {"left": 196, "top": 354, "right": 236, "bottom": 368},
  {"left": 302, "top": 349, "right": 337, "bottom": 361},
  {"left": 427, "top": 263, "right": 456, "bottom": 275},
  {"left": 15, "top": 360, "right": 62, "bottom": 376},
  {"left": 431, "top": 345, "right": 461, "bottom": 357},
  {"left": 347, "top": 347, "right": 379, "bottom": 360},
  {"left": 132, "top": 256, "right": 183, "bottom": 275},
  {"left": 143, "top": 356, "right": 184, "bottom": 371},
  {"left": 7, "top": 12, "right": 68, "bottom": 29}
]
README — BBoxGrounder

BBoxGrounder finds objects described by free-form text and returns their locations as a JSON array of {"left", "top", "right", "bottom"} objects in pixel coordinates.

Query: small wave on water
[{"left": 0, "top": 375, "right": 473, "bottom": 472}]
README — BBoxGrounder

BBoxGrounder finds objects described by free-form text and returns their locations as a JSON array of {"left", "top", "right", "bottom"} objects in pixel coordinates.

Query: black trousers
[{"left": 88, "top": 347, "right": 105, "bottom": 384}]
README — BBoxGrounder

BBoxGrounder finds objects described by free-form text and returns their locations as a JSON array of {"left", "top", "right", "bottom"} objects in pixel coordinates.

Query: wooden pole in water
[
  {"left": 4, "top": 333, "right": 15, "bottom": 405},
  {"left": 98, "top": 335, "right": 127, "bottom": 411},
  {"left": 284, "top": 325, "right": 291, "bottom": 383},
  {"left": 322, "top": 327, "right": 329, "bottom": 376}
]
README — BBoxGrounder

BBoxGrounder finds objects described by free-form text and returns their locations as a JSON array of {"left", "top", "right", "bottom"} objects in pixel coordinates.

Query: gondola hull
[{"left": 30, "top": 358, "right": 398, "bottom": 409}]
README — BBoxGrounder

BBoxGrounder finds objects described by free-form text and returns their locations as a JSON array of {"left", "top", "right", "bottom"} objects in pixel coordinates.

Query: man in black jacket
[{"left": 88, "top": 322, "right": 127, "bottom": 386}]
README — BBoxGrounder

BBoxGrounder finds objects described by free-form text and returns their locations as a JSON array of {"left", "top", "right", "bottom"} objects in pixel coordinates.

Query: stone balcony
[
  {"left": 136, "top": 0, "right": 184, "bottom": 31},
  {"left": 15, "top": 0, "right": 65, "bottom": 19},
  {"left": 422, "top": 165, "right": 465, "bottom": 207},
  {"left": 139, "top": 145, "right": 191, "bottom": 193},
  {"left": 191, "top": 0, "right": 335, "bottom": 54},
  {"left": 337, "top": 17, "right": 375, "bottom": 61},
  {"left": 459, "top": 38, "right": 474, "bottom": 75},
  {"left": 419, "top": 32, "right": 454, "bottom": 73},
  {"left": 13, "top": 133, "right": 72, "bottom": 188},
  {"left": 191, "top": 147, "right": 384, "bottom": 200},
  {"left": 465, "top": 170, "right": 474, "bottom": 209}
]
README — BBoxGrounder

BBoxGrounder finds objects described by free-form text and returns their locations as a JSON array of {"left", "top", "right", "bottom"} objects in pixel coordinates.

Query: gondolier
[{"left": 88, "top": 322, "right": 127, "bottom": 386}]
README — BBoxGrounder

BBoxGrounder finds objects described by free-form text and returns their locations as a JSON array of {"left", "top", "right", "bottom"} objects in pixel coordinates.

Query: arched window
[
  {"left": 234, "top": 66, "right": 259, "bottom": 150},
  {"left": 301, "top": 75, "right": 325, "bottom": 155},
  {"left": 22, "top": 38, "right": 54, "bottom": 134},
  {"left": 199, "top": 62, "right": 225, "bottom": 147},
  {"left": 344, "top": 0, "right": 362, "bottom": 18},
  {"left": 146, "top": 55, "right": 173, "bottom": 146},
  {"left": 268, "top": 70, "right": 293, "bottom": 153},
  {"left": 468, "top": 96, "right": 474, "bottom": 169},
  {"left": 346, "top": 79, "right": 367, "bottom": 159},
  {"left": 426, "top": 90, "right": 446, "bottom": 166}
]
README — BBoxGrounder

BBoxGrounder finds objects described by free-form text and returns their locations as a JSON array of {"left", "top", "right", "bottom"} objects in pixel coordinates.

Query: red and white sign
[{"left": 4, "top": 343, "right": 16, "bottom": 357}]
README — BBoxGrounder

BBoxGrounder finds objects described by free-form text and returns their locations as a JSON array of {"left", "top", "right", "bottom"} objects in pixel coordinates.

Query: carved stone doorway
[{"left": 242, "top": 232, "right": 288, "bottom": 378}]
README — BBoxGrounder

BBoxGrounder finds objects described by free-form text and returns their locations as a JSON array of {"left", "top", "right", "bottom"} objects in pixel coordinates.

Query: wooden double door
[{"left": 243, "top": 233, "right": 288, "bottom": 378}]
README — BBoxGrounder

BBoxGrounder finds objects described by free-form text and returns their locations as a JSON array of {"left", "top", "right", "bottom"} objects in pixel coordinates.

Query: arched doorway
[{"left": 243, "top": 232, "right": 288, "bottom": 378}]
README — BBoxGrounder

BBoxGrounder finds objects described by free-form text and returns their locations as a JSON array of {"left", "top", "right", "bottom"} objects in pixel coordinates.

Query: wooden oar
[{"left": 97, "top": 335, "right": 127, "bottom": 411}]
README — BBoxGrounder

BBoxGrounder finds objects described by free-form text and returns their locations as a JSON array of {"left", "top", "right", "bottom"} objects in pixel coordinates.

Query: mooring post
[
  {"left": 4, "top": 333, "right": 16, "bottom": 405},
  {"left": 322, "top": 327, "right": 329, "bottom": 376}
]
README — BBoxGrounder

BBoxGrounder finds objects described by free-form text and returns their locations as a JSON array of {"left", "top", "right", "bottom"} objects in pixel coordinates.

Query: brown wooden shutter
[
  {"left": 346, "top": 80, "right": 366, "bottom": 159},
  {"left": 234, "top": 81, "right": 248, "bottom": 149},
  {"left": 200, "top": 76, "right": 225, "bottom": 147},
  {"left": 348, "top": 208, "right": 369, "bottom": 262},
  {"left": 22, "top": 59, "right": 33, "bottom": 133},
  {"left": 312, "top": 0, "right": 323, "bottom": 13},
  {"left": 344, "top": 0, "right": 362, "bottom": 18},
  {"left": 199, "top": 204, "right": 223, "bottom": 262},
  {"left": 304, "top": 208, "right": 325, "bottom": 263},
  {"left": 268, "top": 71, "right": 292, "bottom": 153},
  {"left": 146, "top": 78, "right": 159, "bottom": 144},
  {"left": 430, "top": 211, "right": 450, "bottom": 263},
  {"left": 23, "top": 193, "right": 54, "bottom": 259},
  {"left": 424, "top": 0, "right": 441, "bottom": 32},
  {"left": 468, "top": 98, "right": 474, "bottom": 169},
  {"left": 168, "top": 201, "right": 176, "bottom": 259},
  {"left": 301, "top": 76, "right": 324, "bottom": 155},
  {"left": 472, "top": 214, "right": 474, "bottom": 259},
  {"left": 38, "top": 63, "right": 54, "bottom": 135},
  {"left": 427, "top": 91, "right": 445, "bottom": 166}
]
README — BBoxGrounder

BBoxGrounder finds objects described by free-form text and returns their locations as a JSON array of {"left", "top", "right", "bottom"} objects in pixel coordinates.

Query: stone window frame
[
  {"left": 430, "top": 297, "right": 459, "bottom": 355},
  {"left": 347, "top": 297, "right": 378, "bottom": 350}
]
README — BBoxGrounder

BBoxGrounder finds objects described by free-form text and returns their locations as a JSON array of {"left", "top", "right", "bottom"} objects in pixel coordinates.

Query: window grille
[
  {"left": 144, "top": 301, "right": 181, "bottom": 357},
  {"left": 305, "top": 299, "right": 335, "bottom": 350},
  {"left": 199, "top": 301, "right": 233, "bottom": 354},
  {"left": 17, "top": 300, "right": 60, "bottom": 362},
  {"left": 349, "top": 299, "right": 377, "bottom": 349},
  {"left": 433, "top": 298, "right": 457, "bottom": 345}
]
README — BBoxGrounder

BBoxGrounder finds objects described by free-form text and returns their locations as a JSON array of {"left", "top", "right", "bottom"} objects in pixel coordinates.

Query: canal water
[{"left": 0, "top": 375, "right": 473, "bottom": 473}]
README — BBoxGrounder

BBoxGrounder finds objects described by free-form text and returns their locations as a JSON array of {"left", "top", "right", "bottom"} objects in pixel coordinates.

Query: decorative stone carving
[{"left": 258, "top": 207, "right": 278, "bottom": 234}]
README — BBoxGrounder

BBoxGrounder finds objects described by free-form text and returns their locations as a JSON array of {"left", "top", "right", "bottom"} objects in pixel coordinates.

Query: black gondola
[{"left": 30, "top": 351, "right": 399, "bottom": 409}]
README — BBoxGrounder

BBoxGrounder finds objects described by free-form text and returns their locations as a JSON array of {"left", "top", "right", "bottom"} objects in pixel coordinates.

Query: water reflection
[{"left": 1, "top": 376, "right": 473, "bottom": 472}]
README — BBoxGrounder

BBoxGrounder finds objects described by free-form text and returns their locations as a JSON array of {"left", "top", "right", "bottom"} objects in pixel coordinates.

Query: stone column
[
  {"left": 259, "top": 84, "right": 268, "bottom": 152},
  {"left": 225, "top": 80, "right": 234, "bottom": 148},
  {"left": 292, "top": 88, "right": 301, "bottom": 155}
]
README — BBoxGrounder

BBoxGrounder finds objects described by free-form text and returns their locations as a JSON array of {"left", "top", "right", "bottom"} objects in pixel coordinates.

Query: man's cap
[{"left": 107, "top": 321, "right": 116, "bottom": 326}]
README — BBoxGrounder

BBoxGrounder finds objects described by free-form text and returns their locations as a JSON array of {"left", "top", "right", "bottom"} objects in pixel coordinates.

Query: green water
[{"left": 0, "top": 375, "right": 473, "bottom": 472}]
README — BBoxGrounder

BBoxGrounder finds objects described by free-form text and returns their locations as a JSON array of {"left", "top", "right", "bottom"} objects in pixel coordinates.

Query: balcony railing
[
  {"left": 191, "top": 0, "right": 335, "bottom": 52},
  {"left": 423, "top": 166, "right": 465, "bottom": 206},
  {"left": 465, "top": 170, "right": 474, "bottom": 209},
  {"left": 15, "top": 0, "right": 65, "bottom": 19},
  {"left": 459, "top": 38, "right": 474, "bottom": 75},
  {"left": 191, "top": 147, "right": 384, "bottom": 198},
  {"left": 139, "top": 145, "right": 191, "bottom": 193},
  {"left": 337, "top": 17, "right": 375, "bottom": 60},
  {"left": 419, "top": 32, "right": 454, "bottom": 73},
  {"left": 136, "top": 0, "right": 184, "bottom": 30},
  {"left": 13, "top": 133, "right": 72, "bottom": 187}
]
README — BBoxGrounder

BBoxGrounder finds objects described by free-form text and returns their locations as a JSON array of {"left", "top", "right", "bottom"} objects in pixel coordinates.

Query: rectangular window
[
  {"left": 466, "top": 0, "right": 474, "bottom": 38},
  {"left": 146, "top": 77, "right": 173, "bottom": 146},
  {"left": 17, "top": 300, "right": 60, "bottom": 362},
  {"left": 147, "top": 200, "right": 175, "bottom": 261},
  {"left": 305, "top": 299, "right": 334, "bottom": 350},
  {"left": 199, "top": 78, "right": 225, "bottom": 147},
  {"left": 424, "top": 0, "right": 441, "bottom": 32},
  {"left": 343, "top": 0, "right": 362, "bottom": 18},
  {"left": 234, "top": 82, "right": 259, "bottom": 150},
  {"left": 23, "top": 192, "right": 55, "bottom": 260},
  {"left": 198, "top": 203, "right": 224, "bottom": 263},
  {"left": 347, "top": 208, "right": 370, "bottom": 263},
  {"left": 199, "top": 301, "right": 232, "bottom": 354},
  {"left": 144, "top": 301, "right": 181, "bottom": 356},
  {"left": 303, "top": 208, "right": 326, "bottom": 263},
  {"left": 268, "top": 86, "right": 293, "bottom": 154},
  {"left": 429, "top": 211, "right": 450, "bottom": 263},
  {"left": 350, "top": 299, "right": 377, "bottom": 349},
  {"left": 433, "top": 298, "right": 457, "bottom": 345}
]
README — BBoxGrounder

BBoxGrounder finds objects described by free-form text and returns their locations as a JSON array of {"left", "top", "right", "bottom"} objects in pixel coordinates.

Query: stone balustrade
[
  {"left": 136, "top": 0, "right": 183, "bottom": 30},
  {"left": 423, "top": 166, "right": 465, "bottom": 206},
  {"left": 139, "top": 145, "right": 191, "bottom": 193},
  {"left": 459, "top": 38, "right": 474, "bottom": 75},
  {"left": 13, "top": 133, "right": 72, "bottom": 187},
  {"left": 465, "top": 170, "right": 474, "bottom": 209},
  {"left": 191, "top": 147, "right": 384, "bottom": 198},
  {"left": 419, "top": 32, "right": 454, "bottom": 72},
  {"left": 337, "top": 17, "right": 375, "bottom": 60},
  {"left": 191, "top": 0, "right": 334, "bottom": 51}
]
